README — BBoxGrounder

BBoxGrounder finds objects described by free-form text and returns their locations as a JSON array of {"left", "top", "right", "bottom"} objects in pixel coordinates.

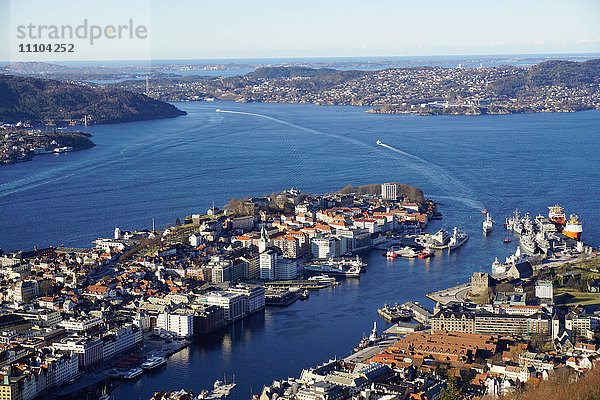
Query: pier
[
  {"left": 264, "top": 280, "right": 331, "bottom": 290},
  {"left": 401, "top": 301, "right": 433, "bottom": 324},
  {"left": 426, "top": 283, "right": 471, "bottom": 305}
]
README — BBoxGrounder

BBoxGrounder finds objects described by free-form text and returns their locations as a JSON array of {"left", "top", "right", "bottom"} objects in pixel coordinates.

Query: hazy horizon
[{"left": 2, "top": 0, "right": 599, "bottom": 63}]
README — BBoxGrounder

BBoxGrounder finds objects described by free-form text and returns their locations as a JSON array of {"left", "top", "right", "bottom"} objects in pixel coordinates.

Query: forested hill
[{"left": 0, "top": 74, "right": 186, "bottom": 125}]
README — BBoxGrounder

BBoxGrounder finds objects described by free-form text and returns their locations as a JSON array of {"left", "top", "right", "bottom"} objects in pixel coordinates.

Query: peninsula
[
  {"left": 0, "top": 74, "right": 186, "bottom": 126},
  {"left": 0, "top": 127, "right": 95, "bottom": 165}
]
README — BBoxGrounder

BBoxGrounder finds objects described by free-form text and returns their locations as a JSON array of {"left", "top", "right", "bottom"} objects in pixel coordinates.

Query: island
[{"left": 0, "top": 74, "right": 186, "bottom": 126}]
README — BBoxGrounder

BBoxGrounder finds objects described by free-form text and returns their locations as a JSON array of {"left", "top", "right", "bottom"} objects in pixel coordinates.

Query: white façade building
[
  {"left": 156, "top": 310, "right": 194, "bottom": 338},
  {"left": 227, "top": 284, "right": 266, "bottom": 315}
]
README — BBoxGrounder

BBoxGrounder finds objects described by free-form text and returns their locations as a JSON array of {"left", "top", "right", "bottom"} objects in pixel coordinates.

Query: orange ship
[
  {"left": 548, "top": 204, "right": 567, "bottom": 226},
  {"left": 563, "top": 214, "right": 583, "bottom": 241}
]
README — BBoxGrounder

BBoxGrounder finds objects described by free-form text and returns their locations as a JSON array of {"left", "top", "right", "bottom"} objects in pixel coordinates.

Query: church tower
[{"left": 258, "top": 224, "right": 268, "bottom": 253}]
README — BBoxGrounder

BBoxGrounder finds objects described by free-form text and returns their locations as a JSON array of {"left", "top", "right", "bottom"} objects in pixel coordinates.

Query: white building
[
  {"left": 59, "top": 316, "right": 103, "bottom": 332},
  {"left": 227, "top": 284, "right": 266, "bottom": 315},
  {"left": 381, "top": 183, "right": 397, "bottom": 201},
  {"left": 156, "top": 310, "right": 194, "bottom": 338},
  {"left": 535, "top": 280, "right": 553, "bottom": 300},
  {"left": 102, "top": 324, "right": 142, "bottom": 359},
  {"left": 198, "top": 291, "right": 246, "bottom": 322},
  {"left": 259, "top": 250, "right": 280, "bottom": 280},
  {"left": 311, "top": 237, "right": 340, "bottom": 259},
  {"left": 45, "top": 351, "right": 79, "bottom": 388},
  {"left": 277, "top": 259, "right": 298, "bottom": 280},
  {"left": 189, "top": 233, "right": 203, "bottom": 247}
]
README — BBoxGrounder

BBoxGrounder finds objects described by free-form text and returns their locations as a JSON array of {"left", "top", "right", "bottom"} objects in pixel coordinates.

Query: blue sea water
[{"left": 0, "top": 102, "right": 598, "bottom": 399}]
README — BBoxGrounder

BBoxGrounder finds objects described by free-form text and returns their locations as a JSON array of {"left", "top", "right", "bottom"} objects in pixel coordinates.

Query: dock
[
  {"left": 401, "top": 301, "right": 433, "bottom": 324},
  {"left": 426, "top": 283, "right": 471, "bottom": 305},
  {"left": 265, "top": 290, "right": 302, "bottom": 306},
  {"left": 383, "top": 322, "right": 426, "bottom": 336}
]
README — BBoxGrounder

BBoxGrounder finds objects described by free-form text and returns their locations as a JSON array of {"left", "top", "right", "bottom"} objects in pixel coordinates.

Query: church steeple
[{"left": 258, "top": 224, "right": 268, "bottom": 253}]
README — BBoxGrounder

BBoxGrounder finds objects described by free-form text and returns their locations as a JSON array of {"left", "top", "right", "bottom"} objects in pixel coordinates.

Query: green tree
[
  {"left": 441, "top": 377, "right": 463, "bottom": 400},
  {"left": 175, "top": 217, "right": 181, "bottom": 226}
]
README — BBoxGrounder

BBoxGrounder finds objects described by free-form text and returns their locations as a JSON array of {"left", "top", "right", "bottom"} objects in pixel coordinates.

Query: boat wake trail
[
  {"left": 216, "top": 109, "right": 370, "bottom": 149},
  {"left": 217, "top": 109, "right": 485, "bottom": 210},
  {"left": 377, "top": 142, "right": 484, "bottom": 210}
]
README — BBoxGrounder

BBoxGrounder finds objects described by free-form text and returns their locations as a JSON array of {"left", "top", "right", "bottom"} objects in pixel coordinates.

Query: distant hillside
[
  {"left": 245, "top": 66, "right": 368, "bottom": 84},
  {"left": 247, "top": 66, "right": 337, "bottom": 79},
  {"left": 491, "top": 59, "right": 600, "bottom": 97},
  {"left": 0, "top": 74, "right": 186, "bottom": 125}
]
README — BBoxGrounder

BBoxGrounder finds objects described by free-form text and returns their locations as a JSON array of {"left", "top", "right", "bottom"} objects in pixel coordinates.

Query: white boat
[
  {"left": 307, "top": 274, "right": 337, "bottom": 284},
  {"left": 216, "top": 109, "right": 222, "bottom": 112},
  {"left": 141, "top": 356, "right": 167, "bottom": 370},
  {"left": 482, "top": 210, "right": 493, "bottom": 234},
  {"left": 448, "top": 227, "right": 469, "bottom": 251},
  {"left": 376, "top": 140, "right": 382, "bottom": 145},
  {"left": 491, "top": 257, "right": 506, "bottom": 275},
  {"left": 123, "top": 367, "right": 143, "bottom": 380}
]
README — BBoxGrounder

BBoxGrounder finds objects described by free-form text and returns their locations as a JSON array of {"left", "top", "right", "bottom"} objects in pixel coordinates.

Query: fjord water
[{"left": 0, "top": 102, "right": 599, "bottom": 399}]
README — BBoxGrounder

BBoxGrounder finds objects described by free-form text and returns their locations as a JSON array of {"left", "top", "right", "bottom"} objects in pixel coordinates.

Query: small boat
[
  {"left": 123, "top": 367, "right": 143, "bottom": 380},
  {"left": 503, "top": 237, "right": 511, "bottom": 244},
  {"left": 385, "top": 249, "right": 398, "bottom": 258},
  {"left": 216, "top": 109, "right": 222, "bottom": 112},
  {"left": 417, "top": 247, "right": 434, "bottom": 259},
  {"left": 376, "top": 140, "right": 382, "bottom": 145}
]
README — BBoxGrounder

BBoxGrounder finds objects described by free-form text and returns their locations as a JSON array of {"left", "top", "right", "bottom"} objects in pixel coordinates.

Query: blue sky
[{"left": 2, "top": 0, "right": 600, "bottom": 61}]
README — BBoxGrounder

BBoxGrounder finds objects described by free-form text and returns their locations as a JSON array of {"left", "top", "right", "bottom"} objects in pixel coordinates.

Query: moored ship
[
  {"left": 304, "top": 256, "right": 365, "bottom": 277},
  {"left": 448, "top": 227, "right": 469, "bottom": 251},
  {"left": 141, "top": 356, "right": 167, "bottom": 370},
  {"left": 548, "top": 204, "right": 567, "bottom": 227},
  {"left": 519, "top": 232, "right": 537, "bottom": 254},
  {"left": 563, "top": 214, "right": 583, "bottom": 240}
]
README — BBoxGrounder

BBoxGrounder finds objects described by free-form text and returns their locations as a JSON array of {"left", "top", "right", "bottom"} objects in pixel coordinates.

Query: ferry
[
  {"left": 353, "top": 322, "right": 380, "bottom": 352},
  {"left": 397, "top": 246, "right": 418, "bottom": 258},
  {"left": 563, "top": 214, "right": 583, "bottom": 240},
  {"left": 304, "top": 256, "right": 365, "bottom": 277},
  {"left": 307, "top": 274, "right": 338, "bottom": 284},
  {"left": 415, "top": 229, "right": 451, "bottom": 249},
  {"left": 141, "top": 356, "right": 167, "bottom": 370},
  {"left": 448, "top": 227, "right": 469, "bottom": 251},
  {"left": 482, "top": 210, "right": 493, "bottom": 234}
]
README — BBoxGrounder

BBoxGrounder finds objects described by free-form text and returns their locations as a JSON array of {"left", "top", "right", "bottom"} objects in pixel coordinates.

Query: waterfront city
[{"left": 2, "top": 1, "right": 600, "bottom": 399}]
